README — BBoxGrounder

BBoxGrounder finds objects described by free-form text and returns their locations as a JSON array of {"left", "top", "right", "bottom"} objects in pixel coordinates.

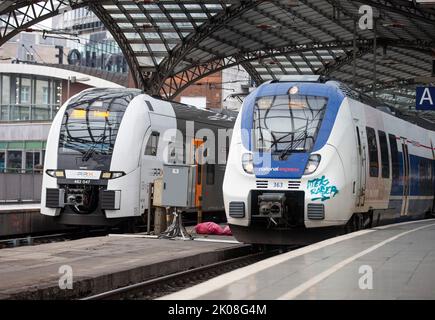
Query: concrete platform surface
[
  {"left": 162, "top": 219, "right": 435, "bottom": 300},
  {"left": 0, "top": 235, "right": 249, "bottom": 300}
]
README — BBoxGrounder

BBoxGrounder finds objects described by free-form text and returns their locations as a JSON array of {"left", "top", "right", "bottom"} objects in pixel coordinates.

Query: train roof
[
  {"left": 68, "top": 88, "right": 142, "bottom": 107},
  {"left": 68, "top": 88, "right": 237, "bottom": 127},
  {"left": 170, "top": 101, "right": 237, "bottom": 128}
]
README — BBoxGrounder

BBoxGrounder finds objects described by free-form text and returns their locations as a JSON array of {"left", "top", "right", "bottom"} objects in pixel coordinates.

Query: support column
[{"left": 154, "top": 207, "right": 167, "bottom": 234}]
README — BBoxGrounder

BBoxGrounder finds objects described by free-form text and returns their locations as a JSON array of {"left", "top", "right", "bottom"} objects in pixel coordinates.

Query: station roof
[{"left": 1, "top": 0, "right": 434, "bottom": 120}]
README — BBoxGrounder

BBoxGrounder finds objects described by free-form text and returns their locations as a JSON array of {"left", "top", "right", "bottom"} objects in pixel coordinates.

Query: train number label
[
  {"left": 269, "top": 181, "right": 286, "bottom": 189},
  {"left": 74, "top": 179, "right": 91, "bottom": 185}
]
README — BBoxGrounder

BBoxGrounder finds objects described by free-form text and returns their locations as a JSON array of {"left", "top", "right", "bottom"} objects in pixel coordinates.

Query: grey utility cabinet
[{"left": 153, "top": 164, "right": 196, "bottom": 208}]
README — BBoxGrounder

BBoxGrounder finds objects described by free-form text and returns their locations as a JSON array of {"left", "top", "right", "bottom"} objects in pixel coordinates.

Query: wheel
[{"left": 345, "top": 213, "right": 365, "bottom": 234}]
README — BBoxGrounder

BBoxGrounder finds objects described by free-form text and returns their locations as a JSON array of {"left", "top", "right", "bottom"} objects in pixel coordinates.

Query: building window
[
  {"left": 6, "top": 150, "right": 22, "bottom": 173},
  {"left": 0, "top": 105, "right": 8, "bottom": 121},
  {"left": 378, "top": 131, "right": 390, "bottom": 178},
  {"left": 0, "top": 75, "right": 60, "bottom": 122},
  {"left": 0, "top": 152, "right": 5, "bottom": 173},
  {"left": 42, "top": 87, "right": 49, "bottom": 104},
  {"left": 11, "top": 105, "right": 30, "bottom": 121},
  {"left": 145, "top": 132, "right": 160, "bottom": 156},
  {"left": 25, "top": 152, "right": 42, "bottom": 173},
  {"left": 1, "top": 75, "right": 10, "bottom": 105},
  {"left": 366, "top": 127, "right": 379, "bottom": 177},
  {"left": 20, "top": 86, "right": 30, "bottom": 104}
]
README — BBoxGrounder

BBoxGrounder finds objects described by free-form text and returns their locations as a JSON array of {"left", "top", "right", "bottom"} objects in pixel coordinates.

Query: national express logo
[{"left": 257, "top": 167, "right": 300, "bottom": 173}]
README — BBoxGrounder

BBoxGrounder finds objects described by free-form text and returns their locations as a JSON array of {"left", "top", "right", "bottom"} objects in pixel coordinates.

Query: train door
[
  {"left": 140, "top": 112, "right": 174, "bottom": 212},
  {"left": 140, "top": 129, "right": 162, "bottom": 212},
  {"left": 401, "top": 141, "right": 410, "bottom": 216},
  {"left": 356, "top": 126, "right": 367, "bottom": 207},
  {"left": 193, "top": 138, "right": 205, "bottom": 208}
]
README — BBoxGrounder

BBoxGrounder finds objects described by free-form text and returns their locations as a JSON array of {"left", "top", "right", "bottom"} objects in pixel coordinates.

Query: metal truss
[
  {"left": 157, "top": 39, "right": 374, "bottom": 98},
  {"left": 148, "top": 0, "right": 263, "bottom": 95},
  {"left": 159, "top": 38, "right": 434, "bottom": 99},
  {"left": 0, "top": 0, "right": 86, "bottom": 45}
]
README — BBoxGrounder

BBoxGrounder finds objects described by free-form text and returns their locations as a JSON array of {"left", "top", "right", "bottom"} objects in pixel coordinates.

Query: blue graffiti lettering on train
[{"left": 307, "top": 176, "right": 339, "bottom": 202}]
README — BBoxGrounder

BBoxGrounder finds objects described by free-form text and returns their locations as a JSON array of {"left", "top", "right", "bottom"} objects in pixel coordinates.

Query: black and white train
[{"left": 41, "top": 88, "right": 235, "bottom": 226}]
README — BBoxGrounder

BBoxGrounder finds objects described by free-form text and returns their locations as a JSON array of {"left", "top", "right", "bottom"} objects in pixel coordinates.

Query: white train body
[
  {"left": 224, "top": 77, "right": 435, "bottom": 244},
  {"left": 41, "top": 88, "right": 234, "bottom": 226}
]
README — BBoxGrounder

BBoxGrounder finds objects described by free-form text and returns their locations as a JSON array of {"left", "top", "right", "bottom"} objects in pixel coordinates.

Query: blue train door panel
[{"left": 401, "top": 141, "right": 410, "bottom": 216}]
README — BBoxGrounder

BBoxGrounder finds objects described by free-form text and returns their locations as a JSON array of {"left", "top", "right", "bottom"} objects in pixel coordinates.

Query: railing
[{"left": 0, "top": 171, "right": 42, "bottom": 204}]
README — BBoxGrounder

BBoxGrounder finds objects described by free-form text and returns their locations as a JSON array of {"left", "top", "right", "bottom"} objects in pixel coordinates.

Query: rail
[{"left": 81, "top": 249, "right": 288, "bottom": 300}]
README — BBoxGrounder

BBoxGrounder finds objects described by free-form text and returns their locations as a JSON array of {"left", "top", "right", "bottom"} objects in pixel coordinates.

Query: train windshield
[
  {"left": 253, "top": 95, "right": 328, "bottom": 155},
  {"left": 59, "top": 98, "right": 129, "bottom": 157}
]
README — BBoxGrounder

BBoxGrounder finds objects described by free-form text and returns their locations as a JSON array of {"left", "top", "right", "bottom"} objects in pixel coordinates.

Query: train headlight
[
  {"left": 242, "top": 153, "right": 254, "bottom": 174},
  {"left": 304, "top": 154, "right": 321, "bottom": 175},
  {"left": 101, "top": 172, "right": 112, "bottom": 179},
  {"left": 46, "top": 169, "right": 65, "bottom": 178},
  {"left": 101, "top": 171, "right": 126, "bottom": 180}
]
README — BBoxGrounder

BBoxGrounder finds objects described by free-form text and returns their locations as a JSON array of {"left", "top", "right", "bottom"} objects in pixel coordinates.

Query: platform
[
  {"left": 162, "top": 219, "right": 435, "bottom": 300},
  {"left": 0, "top": 203, "right": 67, "bottom": 237},
  {"left": 0, "top": 234, "right": 248, "bottom": 300}
]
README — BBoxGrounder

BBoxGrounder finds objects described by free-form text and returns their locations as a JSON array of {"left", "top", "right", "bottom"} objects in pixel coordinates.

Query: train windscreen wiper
[
  {"left": 82, "top": 134, "right": 107, "bottom": 162},
  {"left": 278, "top": 131, "right": 307, "bottom": 160}
]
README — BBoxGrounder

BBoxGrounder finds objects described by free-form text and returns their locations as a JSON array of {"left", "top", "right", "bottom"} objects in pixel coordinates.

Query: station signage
[{"left": 416, "top": 86, "right": 435, "bottom": 111}]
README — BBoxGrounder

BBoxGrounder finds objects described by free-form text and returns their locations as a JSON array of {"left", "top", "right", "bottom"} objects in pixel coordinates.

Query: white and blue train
[{"left": 224, "top": 76, "right": 435, "bottom": 245}]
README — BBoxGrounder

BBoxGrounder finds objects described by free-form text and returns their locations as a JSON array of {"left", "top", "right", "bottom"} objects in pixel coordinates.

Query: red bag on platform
[
  {"left": 222, "top": 225, "right": 232, "bottom": 236},
  {"left": 195, "top": 222, "right": 224, "bottom": 235}
]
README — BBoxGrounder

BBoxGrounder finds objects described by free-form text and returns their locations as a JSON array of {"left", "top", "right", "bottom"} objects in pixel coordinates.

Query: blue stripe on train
[
  {"left": 390, "top": 153, "right": 434, "bottom": 197},
  {"left": 388, "top": 151, "right": 434, "bottom": 217}
]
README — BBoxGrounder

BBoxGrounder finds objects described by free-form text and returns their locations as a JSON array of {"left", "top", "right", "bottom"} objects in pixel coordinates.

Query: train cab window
[
  {"left": 388, "top": 134, "right": 400, "bottom": 180},
  {"left": 378, "top": 130, "right": 390, "bottom": 178},
  {"left": 366, "top": 127, "right": 379, "bottom": 177},
  {"left": 145, "top": 132, "right": 160, "bottom": 156},
  {"left": 206, "top": 164, "right": 215, "bottom": 185}
]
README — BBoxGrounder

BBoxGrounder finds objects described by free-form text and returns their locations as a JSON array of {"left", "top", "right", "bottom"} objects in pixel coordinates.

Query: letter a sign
[{"left": 416, "top": 87, "right": 435, "bottom": 110}]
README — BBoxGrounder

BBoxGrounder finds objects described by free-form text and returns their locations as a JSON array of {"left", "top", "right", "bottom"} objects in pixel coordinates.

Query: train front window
[
  {"left": 59, "top": 98, "right": 129, "bottom": 157},
  {"left": 253, "top": 95, "right": 328, "bottom": 156}
]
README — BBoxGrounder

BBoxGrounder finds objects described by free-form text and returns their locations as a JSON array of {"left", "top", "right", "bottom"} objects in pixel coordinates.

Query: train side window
[
  {"left": 366, "top": 127, "right": 379, "bottom": 177},
  {"left": 145, "top": 131, "right": 160, "bottom": 156},
  {"left": 378, "top": 130, "right": 390, "bottom": 178},
  {"left": 388, "top": 134, "right": 400, "bottom": 180},
  {"left": 206, "top": 164, "right": 215, "bottom": 185}
]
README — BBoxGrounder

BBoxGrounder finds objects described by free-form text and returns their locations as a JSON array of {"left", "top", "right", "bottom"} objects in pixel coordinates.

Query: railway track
[{"left": 81, "top": 247, "right": 293, "bottom": 300}]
